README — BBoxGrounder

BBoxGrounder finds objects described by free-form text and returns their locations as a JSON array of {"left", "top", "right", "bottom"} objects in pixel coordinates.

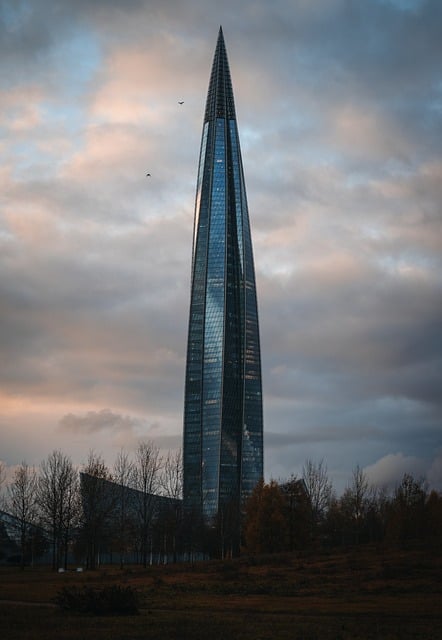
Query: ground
[{"left": 0, "top": 544, "right": 441, "bottom": 639}]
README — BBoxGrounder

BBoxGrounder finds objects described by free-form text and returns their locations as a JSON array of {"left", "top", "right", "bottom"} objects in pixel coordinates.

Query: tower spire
[{"left": 204, "top": 26, "right": 236, "bottom": 122}]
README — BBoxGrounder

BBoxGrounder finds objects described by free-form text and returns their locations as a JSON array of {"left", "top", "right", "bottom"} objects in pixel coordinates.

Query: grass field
[{"left": 1, "top": 545, "right": 441, "bottom": 639}]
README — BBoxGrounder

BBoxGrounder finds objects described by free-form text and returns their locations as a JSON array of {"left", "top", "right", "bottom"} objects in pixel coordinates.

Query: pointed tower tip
[{"left": 204, "top": 25, "right": 235, "bottom": 122}]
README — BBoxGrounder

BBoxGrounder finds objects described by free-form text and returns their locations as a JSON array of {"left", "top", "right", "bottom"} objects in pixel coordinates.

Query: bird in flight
[
  {"left": 146, "top": 173, "right": 151, "bottom": 177},
  {"left": 178, "top": 101, "right": 184, "bottom": 105}
]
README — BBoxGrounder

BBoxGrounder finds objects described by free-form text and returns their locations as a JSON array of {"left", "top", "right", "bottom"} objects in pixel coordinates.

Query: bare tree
[
  {"left": 389, "top": 473, "right": 428, "bottom": 541},
  {"left": 133, "top": 441, "right": 162, "bottom": 567},
  {"left": 346, "top": 465, "right": 370, "bottom": 518},
  {"left": 37, "top": 450, "right": 79, "bottom": 570},
  {"left": 7, "top": 462, "right": 38, "bottom": 569},
  {"left": 113, "top": 449, "right": 136, "bottom": 567},
  {"left": 158, "top": 449, "right": 183, "bottom": 562},
  {"left": 280, "top": 475, "right": 311, "bottom": 550},
  {"left": 79, "top": 451, "right": 115, "bottom": 570},
  {"left": 302, "top": 458, "right": 334, "bottom": 526},
  {"left": 0, "top": 461, "right": 6, "bottom": 509},
  {"left": 340, "top": 464, "right": 372, "bottom": 544},
  {"left": 160, "top": 449, "right": 182, "bottom": 500}
]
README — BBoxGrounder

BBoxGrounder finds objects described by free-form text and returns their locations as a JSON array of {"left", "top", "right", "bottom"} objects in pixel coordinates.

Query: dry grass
[{"left": 1, "top": 545, "right": 441, "bottom": 639}]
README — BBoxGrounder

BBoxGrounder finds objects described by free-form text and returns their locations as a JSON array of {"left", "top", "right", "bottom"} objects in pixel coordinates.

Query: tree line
[
  {"left": 1, "top": 454, "right": 441, "bottom": 568},
  {"left": 243, "top": 460, "right": 442, "bottom": 554},
  {"left": 0, "top": 444, "right": 182, "bottom": 570}
]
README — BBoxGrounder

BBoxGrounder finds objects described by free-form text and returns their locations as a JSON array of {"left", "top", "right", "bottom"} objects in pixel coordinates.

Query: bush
[{"left": 54, "top": 584, "right": 139, "bottom": 615}]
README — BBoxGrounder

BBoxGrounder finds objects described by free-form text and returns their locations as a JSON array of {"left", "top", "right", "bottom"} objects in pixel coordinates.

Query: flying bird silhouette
[
  {"left": 178, "top": 101, "right": 184, "bottom": 105},
  {"left": 146, "top": 173, "right": 151, "bottom": 176}
]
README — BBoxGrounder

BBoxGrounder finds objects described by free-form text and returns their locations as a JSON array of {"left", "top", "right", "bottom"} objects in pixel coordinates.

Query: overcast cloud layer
[{"left": 1, "top": 0, "right": 441, "bottom": 493}]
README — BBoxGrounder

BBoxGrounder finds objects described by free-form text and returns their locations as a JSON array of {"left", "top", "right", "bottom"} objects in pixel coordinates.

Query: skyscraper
[{"left": 183, "top": 27, "right": 263, "bottom": 527}]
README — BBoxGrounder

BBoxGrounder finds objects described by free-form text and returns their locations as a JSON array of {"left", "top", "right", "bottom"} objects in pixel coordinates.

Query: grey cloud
[
  {"left": 57, "top": 411, "right": 182, "bottom": 460},
  {"left": 1, "top": 2, "right": 53, "bottom": 60},
  {"left": 364, "top": 451, "right": 436, "bottom": 490},
  {"left": 59, "top": 409, "right": 140, "bottom": 435},
  {"left": 427, "top": 454, "right": 442, "bottom": 489},
  {"left": 260, "top": 267, "right": 442, "bottom": 379},
  {"left": 265, "top": 424, "right": 383, "bottom": 448}
]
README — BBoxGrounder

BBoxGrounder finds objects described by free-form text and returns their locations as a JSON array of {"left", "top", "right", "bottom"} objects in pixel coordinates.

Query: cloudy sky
[{"left": 1, "top": 0, "right": 441, "bottom": 493}]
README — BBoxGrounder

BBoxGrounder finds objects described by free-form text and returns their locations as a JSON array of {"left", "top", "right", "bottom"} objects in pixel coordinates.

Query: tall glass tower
[{"left": 183, "top": 27, "right": 263, "bottom": 526}]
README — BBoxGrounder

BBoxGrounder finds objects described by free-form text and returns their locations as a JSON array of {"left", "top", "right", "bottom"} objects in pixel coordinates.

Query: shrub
[{"left": 54, "top": 584, "right": 139, "bottom": 615}]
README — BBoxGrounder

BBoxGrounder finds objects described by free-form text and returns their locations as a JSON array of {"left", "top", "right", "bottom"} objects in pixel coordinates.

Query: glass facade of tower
[{"left": 183, "top": 28, "right": 263, "bottom": 524}]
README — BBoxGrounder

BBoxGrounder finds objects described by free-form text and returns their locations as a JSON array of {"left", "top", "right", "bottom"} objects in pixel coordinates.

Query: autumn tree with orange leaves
[{"left": 243, "top": 479, "right": 289, "bottom": 553}]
